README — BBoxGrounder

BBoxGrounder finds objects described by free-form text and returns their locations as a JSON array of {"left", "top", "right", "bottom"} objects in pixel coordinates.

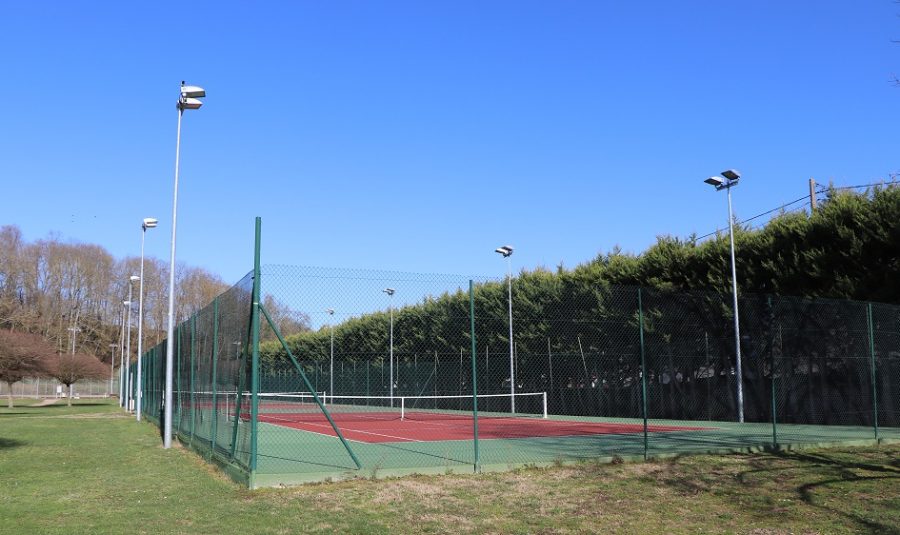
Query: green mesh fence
[
  {"left": 137, "top": 239, "right": 900, "bottom": 487},
  {"left": 141, "top": 272, "right": 255, "bottom": 478}
]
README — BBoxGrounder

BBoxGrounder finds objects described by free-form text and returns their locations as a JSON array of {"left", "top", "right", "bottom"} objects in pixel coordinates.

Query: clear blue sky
[{"left": 1, "top": 1, "right": 897, "bottom": 285}]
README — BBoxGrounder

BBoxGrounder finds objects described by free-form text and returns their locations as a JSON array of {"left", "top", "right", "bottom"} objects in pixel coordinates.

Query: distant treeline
[{"left": 0, "top": 226, "right": 230, "bottom": 362}]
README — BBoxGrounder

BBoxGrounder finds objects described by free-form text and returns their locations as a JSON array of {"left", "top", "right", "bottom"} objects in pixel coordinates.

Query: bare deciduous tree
[
  {"left": 42, "top": 353, "right": 109, "bottom": 406},
  {"left": 260, "top": 294, "right": 311, "bottom": 342},
  {"left": 0, "top": 330, "right": 54, "bottom": 408},
  {"left": 0, "top": 224, "right": 235, "bottom": 364}
]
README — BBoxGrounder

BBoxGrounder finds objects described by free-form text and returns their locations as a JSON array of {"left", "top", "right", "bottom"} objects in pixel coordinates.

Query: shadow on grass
[
  {"left": 0, "top": 437, "right": 27, "bottom": 449},
  {"left": 653, "top": 448, "right": 900, "bottom": 535},
  {"left": 785, "top": 451, "right": 900, "bottom": 535}
]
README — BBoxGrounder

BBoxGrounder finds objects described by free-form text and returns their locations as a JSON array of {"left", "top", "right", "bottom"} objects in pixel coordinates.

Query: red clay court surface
[{"left": 255, "top": 411, "right": 710, "bottom": 443}]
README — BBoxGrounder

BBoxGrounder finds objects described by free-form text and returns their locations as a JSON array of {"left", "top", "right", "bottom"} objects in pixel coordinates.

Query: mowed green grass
[{"left": 0, "top": 399, "right": 898, "bottom": 534}]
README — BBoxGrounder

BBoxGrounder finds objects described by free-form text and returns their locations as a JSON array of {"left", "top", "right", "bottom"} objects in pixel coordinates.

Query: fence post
[
  {"left": 867, "top": 303, "right": 879, "bottom": 441},
  {"left": 250, "top": 217, "right": 262, "bottom": 473},
  {"left": 469, "top": 280, "right": 480, "bottom": 473},
  {"left": 190, "top": 314, "right": 196, "bottom": 443},
  {"left": 175, "top": 323, "right": 182, "bottom": 435},
  {"left": 638, "top": 288, "right": 648, "bottom": 460},
  {"left": 211, "top": 297, "right": 219, "bottom": 455},
  {"left": 769, "top": 296, "right": 777, "bottom": 449}
]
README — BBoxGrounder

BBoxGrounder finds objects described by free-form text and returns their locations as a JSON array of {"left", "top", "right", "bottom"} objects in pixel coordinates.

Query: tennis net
[{"left": 223, "top": 391, "right": 548, "bottom": 423}]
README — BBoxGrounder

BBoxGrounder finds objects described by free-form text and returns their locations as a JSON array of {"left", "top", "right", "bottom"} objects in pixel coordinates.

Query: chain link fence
[
  {"left": 136, "top": 255, "right": 900, "bottom": 487},
  {"left": 1, "top": 377, "right": 118, "bottom": 398}
]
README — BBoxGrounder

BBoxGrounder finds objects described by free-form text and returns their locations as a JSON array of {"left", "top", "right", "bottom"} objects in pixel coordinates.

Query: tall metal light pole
[
  {"left": 109, "top": 343, "right": 117, "bottom": 397},
  {"left": 326, "top": 309, "right": 335, "bottom": 400},
  {"left": 495, "top": 245, "right": 515, "bottom": 413},
  {"left": 383, "top": 288, "right": 395, "bottom": 406},
  {"left": 125, "top": 276, "right": 139, "bottom": 411},
  {"left": 164, "top": 82, "right": 205, "bottom": 449},
  {"left": 136, "top": 218, "right": 157, "bottom": 421},
  {"left": 704, "top": 169, "right": 744, "bottom": 423},
  {"left": 119, "top": 301, "right": 128, "bottom": 406},
  {"left": 67, "top": 326, "right": 81, "bottom": 400}
]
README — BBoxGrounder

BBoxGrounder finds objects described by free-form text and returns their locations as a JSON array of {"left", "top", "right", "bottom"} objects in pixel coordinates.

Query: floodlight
[
  {"left": 142, "top": 218, "right": 158, "bottom": 229},
  {"left": 326, "top": 309, "right": 335, "bottom": 315},
  {"left": 123, "top": 300, "right": 131, "bottom": 306},
  {"left": 180, "top": 84, "right": 206, "bottom": 98},
  {"left": 704, "top": 177, "right": 724, "bottom": 187},
  {"left": 179, "top": 97, "right": 203, "bottom": 110},
  {"left": 495, "top": 245, "right": 513, "bottom": 257},
  {"left": 383, "top": 288, "right": 395, "bottom": 296},
  {"left": 130, "top": 275, "right": 140, "bottom": 282},
  {"left": 721, "top": 169, "right": 741, "bottom": 181}
]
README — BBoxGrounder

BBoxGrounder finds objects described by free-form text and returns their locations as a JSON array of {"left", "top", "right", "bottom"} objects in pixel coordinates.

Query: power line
[
  {"left": 816, "top": 180, "right": 899, "bottom": 192},
  {"left": 695, "top": 193, "right": 811, "bottom": 242},
  {"left": 695, "top": 180, "right": 899, "bottom": 243}
]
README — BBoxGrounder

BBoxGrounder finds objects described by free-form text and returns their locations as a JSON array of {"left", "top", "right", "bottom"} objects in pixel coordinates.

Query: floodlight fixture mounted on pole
[
  {"left": 494, "top": 245, "right": 515, "bottom": 413},
  {"left": 383, "top": 288, "right": 395, "bottom": 406},
  {"left": 327, "top": 309, "right": 335, "bottom": 402},
  {"left": 135, "top": 218, "right": 157, "bottom": 421},
  {"left": 165, "top": 82, "right": 205, "bottom": 449},
  {"left": 704, "top": 169, "right": 744, "bottom": 423}
]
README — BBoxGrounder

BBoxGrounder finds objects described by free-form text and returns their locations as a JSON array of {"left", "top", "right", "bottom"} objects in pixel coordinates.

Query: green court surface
[{"left": 194, "top": 413, "right": 899, "bottom": 487}]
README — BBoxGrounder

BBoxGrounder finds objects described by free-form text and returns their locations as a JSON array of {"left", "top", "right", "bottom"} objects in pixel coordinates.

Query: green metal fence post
[
  {"left": 469, "top": 280, "right": 480, "bottom": 473},
  {"left": 769, "top": 296, "right": 777, "bottom": 449},
  {"left": 211, "top": 297, "right": 219, "bottom": 455},
  {"left": 190, "top": 314, "right": 196, "bottom": 443},
  {"left": 175, "top": 322, "right": 182, "bottom": 436},
  {"left": 867, "top": 303, "right": 879, "bottom": 441},
  {"left": 638, "top": 288, "right": 648, "bottom": 460},
  {"left": 250, "top": 217, "right": 262, "bottom": 473},
  {"left": 229, "top": 347, "right": 247, "bottom": 461}
]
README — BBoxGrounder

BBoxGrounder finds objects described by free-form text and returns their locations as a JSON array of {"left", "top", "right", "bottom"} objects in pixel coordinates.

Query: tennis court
[
  {"left": 137, "top": 260, "right": 900, "bottom": 488},
  {"left": 250, "top": 392, "right": 710, "bottom": 443},
  {"left": 249, "top": 408, "right": 898, "bottom": 486},
  {"left": 211, "top": 390, "right": 896, "bottom": 486}
]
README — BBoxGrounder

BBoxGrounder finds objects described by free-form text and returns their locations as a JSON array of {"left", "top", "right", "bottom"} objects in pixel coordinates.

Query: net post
[
  {"left": 250, "top": 217, "right": 262, "bottom": 473},
  {"left": 867, "top": 302, "right": 879, "bottom": 441},
  {"left": 259, "top": 302, "right": 363, "bottom": 469},
  {"left": 210, "top": 297, "right": 219, "bottom": 456},
  {"left": 638, "top": 288, "right": 648, "bottom": 461},
  {"left": 542, "top": 391, "right": 548, "bottom": 419},
  {"left": 401, "top": 396, "right": 405, "bottom": 421},
  {"left": 469, "top": 280, "right": 480, "bottom": 473}
]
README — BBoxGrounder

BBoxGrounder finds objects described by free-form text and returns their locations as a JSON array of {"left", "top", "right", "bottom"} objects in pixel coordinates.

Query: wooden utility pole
[{"left": 809, "top": 178, "right": 817, "bottom": 212}]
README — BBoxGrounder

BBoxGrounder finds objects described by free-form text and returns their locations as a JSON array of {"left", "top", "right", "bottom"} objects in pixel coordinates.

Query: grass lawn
[{"left": 0, "top": 399, "right": 898, "bottom": 534}]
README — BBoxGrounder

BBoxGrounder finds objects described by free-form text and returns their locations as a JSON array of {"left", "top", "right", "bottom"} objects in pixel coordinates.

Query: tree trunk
[
  {"left": 66, "top": 385, "right": 73, "bottom": 407},
  {"left": 6, "top": 382, "right": 13, "bottom": 409}
]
